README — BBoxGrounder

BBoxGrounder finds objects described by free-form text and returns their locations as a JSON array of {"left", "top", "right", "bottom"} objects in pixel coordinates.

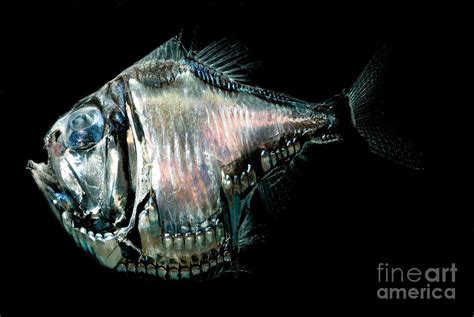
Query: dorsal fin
[
  {"left": 132, "top": 36, "right": 312, "bottom": 109},
  {"left": 185, "top": 39, "right": 310, "bottom": 108},
  {"left": 188, "top": 38, "right": 258, "bottom": 83},
  {"left": 126, "top": 35, "right": 188, "bottom": 87},
  {"left": 137, "top": 34, "right": 187, "bottom": 64}
]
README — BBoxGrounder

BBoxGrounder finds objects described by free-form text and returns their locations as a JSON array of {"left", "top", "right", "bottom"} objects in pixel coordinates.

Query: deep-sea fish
[{"left": 28, "top": 36, "right": 421, "bottom": 280}]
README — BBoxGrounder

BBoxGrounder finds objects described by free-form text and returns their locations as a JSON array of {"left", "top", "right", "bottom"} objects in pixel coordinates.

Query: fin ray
[
  {"left": 136, "top": 35, "right": 186, "bottom": 65},
  {"left": 348, "top": 47, "right": 423, "bottom": 169},
  {"left": 191, "top": 38, "right": 255, "bottom": 83}
]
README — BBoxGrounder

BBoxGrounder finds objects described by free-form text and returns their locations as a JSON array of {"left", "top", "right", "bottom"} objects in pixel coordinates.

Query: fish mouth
[
  {"left": 27, "top": 159, "right": 127, "bottom": 269},
  {"left": 123, "top": 189, "right": 233, "bottom": 280},
  {"left": 28, "top": 159, "right": 233, "bottom": 280},
  {"left": 118, "top": 215, "right": 232, "bottom": 280},
  {"left": 28, "top": 160, "right": 65, "bottom": 223}
]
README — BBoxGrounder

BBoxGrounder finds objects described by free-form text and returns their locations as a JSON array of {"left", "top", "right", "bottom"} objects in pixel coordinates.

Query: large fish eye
[{"left": 65, "top": 106, "right": 104, "bottom": 150}]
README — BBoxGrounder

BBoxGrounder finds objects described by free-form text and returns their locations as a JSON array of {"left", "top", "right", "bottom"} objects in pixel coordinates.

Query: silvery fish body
[{"left": 28, "top": 36, "right": 420, "bottom": 280}]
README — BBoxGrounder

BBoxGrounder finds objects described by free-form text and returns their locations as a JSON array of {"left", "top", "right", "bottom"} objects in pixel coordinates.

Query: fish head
[{"left": 28, "top": 82, "right": 133, "bottom": 236}]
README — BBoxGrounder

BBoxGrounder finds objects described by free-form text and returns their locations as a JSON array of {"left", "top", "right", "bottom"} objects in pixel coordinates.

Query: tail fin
[{"left": 347, "top": 47, "right": 423, "bottom": 170}]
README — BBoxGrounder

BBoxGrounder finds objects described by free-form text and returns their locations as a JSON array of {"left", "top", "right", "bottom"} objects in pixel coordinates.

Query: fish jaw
[
  {"left": 28, "top": 160, "right": 63, "bottom": 223},
  {"left": 27, "top": 159, "right": 125, "bottom": 268},
  {"left": 27, "top": 157, "right": 125, "bottom": 269}
]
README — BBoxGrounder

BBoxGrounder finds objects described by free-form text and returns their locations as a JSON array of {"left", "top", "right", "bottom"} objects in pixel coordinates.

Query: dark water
[{"left": 0, "top": 1, "right": 470, "bottom": 315}]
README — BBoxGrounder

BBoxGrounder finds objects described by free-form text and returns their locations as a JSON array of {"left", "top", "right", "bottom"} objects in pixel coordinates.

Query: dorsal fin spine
[{"left": 186, "top": 58, "right": 239, "bottom": 91}]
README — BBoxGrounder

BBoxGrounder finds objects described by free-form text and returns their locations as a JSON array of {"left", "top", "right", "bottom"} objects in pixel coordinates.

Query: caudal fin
[{"left": 347, "top": 48, "right": 423, "bottom": 170}]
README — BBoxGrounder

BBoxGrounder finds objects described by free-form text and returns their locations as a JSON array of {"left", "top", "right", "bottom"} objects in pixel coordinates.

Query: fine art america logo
[{"left": 377, "top": 263, "right": 457, "bottom": 300}]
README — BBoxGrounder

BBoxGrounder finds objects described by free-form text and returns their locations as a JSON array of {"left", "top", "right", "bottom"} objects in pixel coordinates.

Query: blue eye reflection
[
  {"left": 70, "top": 113, "right": 93, "bottom": 131},
  {"left": 65, "top": 107, "right": 104, "bottom": 150}
]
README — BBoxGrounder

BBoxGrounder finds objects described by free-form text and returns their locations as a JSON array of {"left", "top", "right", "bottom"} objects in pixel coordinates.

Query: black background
[{"left": 0, "top": 1, "right": 471, "bottom": 315}]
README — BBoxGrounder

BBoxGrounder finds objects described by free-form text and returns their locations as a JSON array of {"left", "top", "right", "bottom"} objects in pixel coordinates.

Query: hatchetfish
[{"left": 28, "top": 36, "right": 421, "bottom": 280}]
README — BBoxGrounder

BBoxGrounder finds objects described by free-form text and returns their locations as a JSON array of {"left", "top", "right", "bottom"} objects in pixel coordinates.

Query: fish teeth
[
  {"left": 137, "top": 262, "right": 146, "bottom": 274},
  {"left": 180, "top": 267, "right": 190, "bottom": 279},
  {"left": 201, "top": 258, "right": 210, "bottom": 273},
  {"left": 184, "top": 232, "right": 194, "bottom": 251},
  {"left": 209, "top": 249, "right": 218, "bottom": 267},
  {"left": 240, "top": 171, "right": 249, "bottom": 192},
  {"left": 321, "top": 133, "right": 340, "bottom": 142},
  {"left": 270, "top": 151, "right": 277, "bottom": 167},
  {"left": 195, "top": 232, "right": 205, "bottom": 250},
  {"left": 247, "top": 164, "right": 257, "bottom": 186},
  {"left": 61, "top": 211, "right": 73, "bottom": 235},
  {"left": 78, "top": 227, "right": 90, "bottom": 253},
  {"left": 68, "top": 222, "right": 122, "bottom": 268},
  {"left": 281, "top": 147, "right": 288, "bottom": 159},
  {"left": 191, "top": 265, "right": 201, "bottom": 276},
  {"left": 205, "top": 227, "right": 215, "bottom": 245},
  {"left": 167, "top": 266, "right": 180, "bottom": 281},
  {"left": 199, "top": 219, "right": 210, "bottom": 229},
  {"left": 157, "top": 266, "right": 167, "bottom": 279},
  {"left": 191, "top": 254, "right": 201, "bottom": 275},
  {"left": 223, "top": 250, "right": 232, "bottom": 262},
  {"left": 287, "top": 140, "right": 295, "bottom": 156},
  {"left": 131, "top": 219, "right": 227, "bottom": 278},
  {"left": 223, "top": 174, "right": 234, "bottom": 196},
  {"left": 127, "top": 262, "right": 137, "bottom": 273},
  {"left": 275, "top": 149, "right": 282, "bottom": 161},
  {"left": 116, "top": 263, "right": 127, "bottom": 273},
  {"left": 76, "top": 228, "right": 95, "bottom": 256},
  {"left": 86, "top": 231, "right": 96, "bottom": 257},
  {"left": 222, "top": 164, "right": 257, "bottom": 198},
  {"left": 293, "top": 138, "right": 301, "bottom": 152},
  {"left": 233, "top": 175, "right": 241, "bottom": 195},
  {"left": 146, "top": 263, "right": 157, "bottom": 276},
  {"left": 163, "top": 234, "right": 173, "bottom": 252},
  {"left": 89, "top": 231, "right": 123, "bottom": 269},
  {"left": 216, "top": 222, "right": 225, "bottom": 244},
  {"left": 155, "top": 255, "right": 168, "bottom": 268},
  {"left": 261, "top": 150, "right": 271, "bottom": 172},
  {"left": 114, "top": 247, "right": 235, "bottom": 280},
  {"left": 174, "top": 234, "right": 184, "bottom": 251},
  {"left": 209, "top": 258, "right": 217, "bottom": 268}
]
